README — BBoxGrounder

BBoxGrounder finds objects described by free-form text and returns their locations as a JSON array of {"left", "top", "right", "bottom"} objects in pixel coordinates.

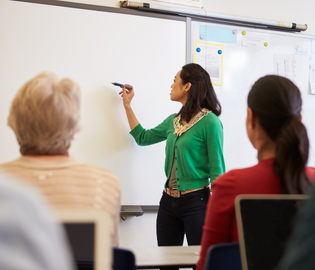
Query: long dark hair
[
  {"left": 248, "top": 75, "right": 311, "bottom": 194},
  {"left": 177, "top": 63, "right": 221, "bottom": 122}
]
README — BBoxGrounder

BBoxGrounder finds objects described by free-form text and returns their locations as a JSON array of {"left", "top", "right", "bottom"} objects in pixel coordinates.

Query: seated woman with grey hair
[{"left": 0, "top": 71, "right": 121, "bottom": 246}]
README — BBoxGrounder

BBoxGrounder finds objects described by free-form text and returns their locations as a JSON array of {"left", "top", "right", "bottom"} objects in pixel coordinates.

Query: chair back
[
  {"left": 235, "top": 194, "right": 309, "bottom": 270},
  {"left": 54, "top": 210, "right": 112, "bottom": 270},
  {"left": 204, "top": 242, "right": 242, "bottom": 270},
  {"left": 113, "top": 247, "right": 136, "bottom": 270}
]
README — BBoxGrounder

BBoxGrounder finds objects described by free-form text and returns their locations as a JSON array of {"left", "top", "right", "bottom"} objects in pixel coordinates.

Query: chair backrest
[
  {"left": 113, "top": 247, "right": 136, "bottom": 270},
  {"left": 204, "top": 242, "right": 242, "bottom": 270},
  {"left": 54, "top": 209, "right": 112, "bottom": 270},
  {"left": 235, "top": 194, "right": 309, "bottom": 270}
]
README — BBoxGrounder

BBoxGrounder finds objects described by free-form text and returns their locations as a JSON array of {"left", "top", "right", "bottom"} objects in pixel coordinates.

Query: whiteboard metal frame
[{"left": 12, "top": 0, "right": 186, "bottom": 21}]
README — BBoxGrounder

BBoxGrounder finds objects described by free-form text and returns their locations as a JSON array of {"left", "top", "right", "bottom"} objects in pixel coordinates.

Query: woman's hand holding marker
[
  {"left": 119, "top": 84, "right": 139, "bottom": 130},
  {"left": 119, "top": 84, "right": 134, "bottom": 109}
]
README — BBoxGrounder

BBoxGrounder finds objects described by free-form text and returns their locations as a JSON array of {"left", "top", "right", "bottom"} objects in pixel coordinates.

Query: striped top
[{"left": 0, "top": 155, "right": 121, "bottom": 246}]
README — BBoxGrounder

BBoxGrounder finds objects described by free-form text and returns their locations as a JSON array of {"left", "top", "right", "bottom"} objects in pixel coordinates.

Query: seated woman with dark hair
[
  {"left": 197, "top": 75, "right": 315, "bottom": 270},
  {"left": 0, "top": 71, "right": 121, "bottom": 246}
]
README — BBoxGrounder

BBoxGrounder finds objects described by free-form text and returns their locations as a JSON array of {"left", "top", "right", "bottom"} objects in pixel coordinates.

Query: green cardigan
[{"left": 130, "top": 112, "right": 225, "bottom": 191}]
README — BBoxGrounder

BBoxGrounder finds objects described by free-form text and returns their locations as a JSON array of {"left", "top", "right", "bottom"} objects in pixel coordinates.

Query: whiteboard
[
  {"left": 1, "top": 1, "right": 314, "bottom": 206},
  {"left": 0, "top": 0, "right": 185, "bottom": 205},
  {"left": 190, "top": 20, "right": 315, "bottom": 172}
]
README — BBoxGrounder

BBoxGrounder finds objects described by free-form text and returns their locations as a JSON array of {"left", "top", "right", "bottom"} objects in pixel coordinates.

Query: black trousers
[{"left": 156, "top": 187, "right": 210, "bottom": 247}]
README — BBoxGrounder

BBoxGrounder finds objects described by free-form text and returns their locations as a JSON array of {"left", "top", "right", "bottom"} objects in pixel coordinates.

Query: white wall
[
  {"left": 203, "top": 0, "right": 315, "bottom": 36},
  {"left": 119, "top": 212, "right": 188, "bottom": 249},
  {"left": 119, "top": 213, "right": 159, "bottom": 248}
]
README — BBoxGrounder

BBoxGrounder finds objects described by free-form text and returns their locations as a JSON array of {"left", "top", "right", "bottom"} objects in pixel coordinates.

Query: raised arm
[{"left": 119, "top": 85, "right": 139, "bottom": 131}]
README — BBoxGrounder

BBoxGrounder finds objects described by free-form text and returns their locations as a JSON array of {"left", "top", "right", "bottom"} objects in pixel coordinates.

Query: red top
[{"left": 197, "top": 158, "right": 315, "bottom": 270}]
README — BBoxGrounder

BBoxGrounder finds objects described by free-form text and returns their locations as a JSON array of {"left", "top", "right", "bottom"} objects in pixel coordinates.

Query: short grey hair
[{"left": 8, "top": 71, "right": 81, "bottom": 155}]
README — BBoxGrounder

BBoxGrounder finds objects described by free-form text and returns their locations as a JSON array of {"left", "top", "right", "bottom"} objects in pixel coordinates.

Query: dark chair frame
[
  {"left": 113, "top": 247, "right": 136, "bottom": 270},
  {"left": 204, "top": 242, "right": 242, "bottom": 270}
]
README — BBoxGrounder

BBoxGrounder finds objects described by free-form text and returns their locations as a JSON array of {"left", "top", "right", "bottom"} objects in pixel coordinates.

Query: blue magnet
[
  {"left": 196, "top": 47, "right": 201, "bottom": 52},
  {"left": 218, "top": 50, "right": 222, "bottom": 54},
  {"left": 200, "top": 35, "right": 204, "bottom": 40},
  {"left": 232, "top": 30, "right": 237, "bottom": 35}
]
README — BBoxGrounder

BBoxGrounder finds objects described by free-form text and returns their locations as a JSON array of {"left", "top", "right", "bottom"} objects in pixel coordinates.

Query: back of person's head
[
  {"left": 179, "top": 63, "right": 221, "bottom": 122},
  {"left": 0, "top": 170, "right": 75, "bottom": 270},
  {"left": 8, "top": 71, "right": 81, "bottom": 155},
  {"left": 248, "top": 75, "right": 310, "bottom": 194}
]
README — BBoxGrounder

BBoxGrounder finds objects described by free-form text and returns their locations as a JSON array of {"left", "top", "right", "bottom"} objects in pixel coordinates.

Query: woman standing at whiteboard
[{"left": 120, "top": 63, "right": 225, "bottom": 248}]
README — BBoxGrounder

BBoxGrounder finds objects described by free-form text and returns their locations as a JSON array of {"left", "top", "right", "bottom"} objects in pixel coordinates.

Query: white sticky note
[
  {"left": 241, "top": 32, "right": 269, "bottom": 48},
  {"left": 310, "top": 65, "right": 315, "bottom": 94},
  {"left": 194, "top": 41, "right": 224, "bottom": 86},
  {"left": 274, "top": 54, "right": 299, "bottom": 86}
]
